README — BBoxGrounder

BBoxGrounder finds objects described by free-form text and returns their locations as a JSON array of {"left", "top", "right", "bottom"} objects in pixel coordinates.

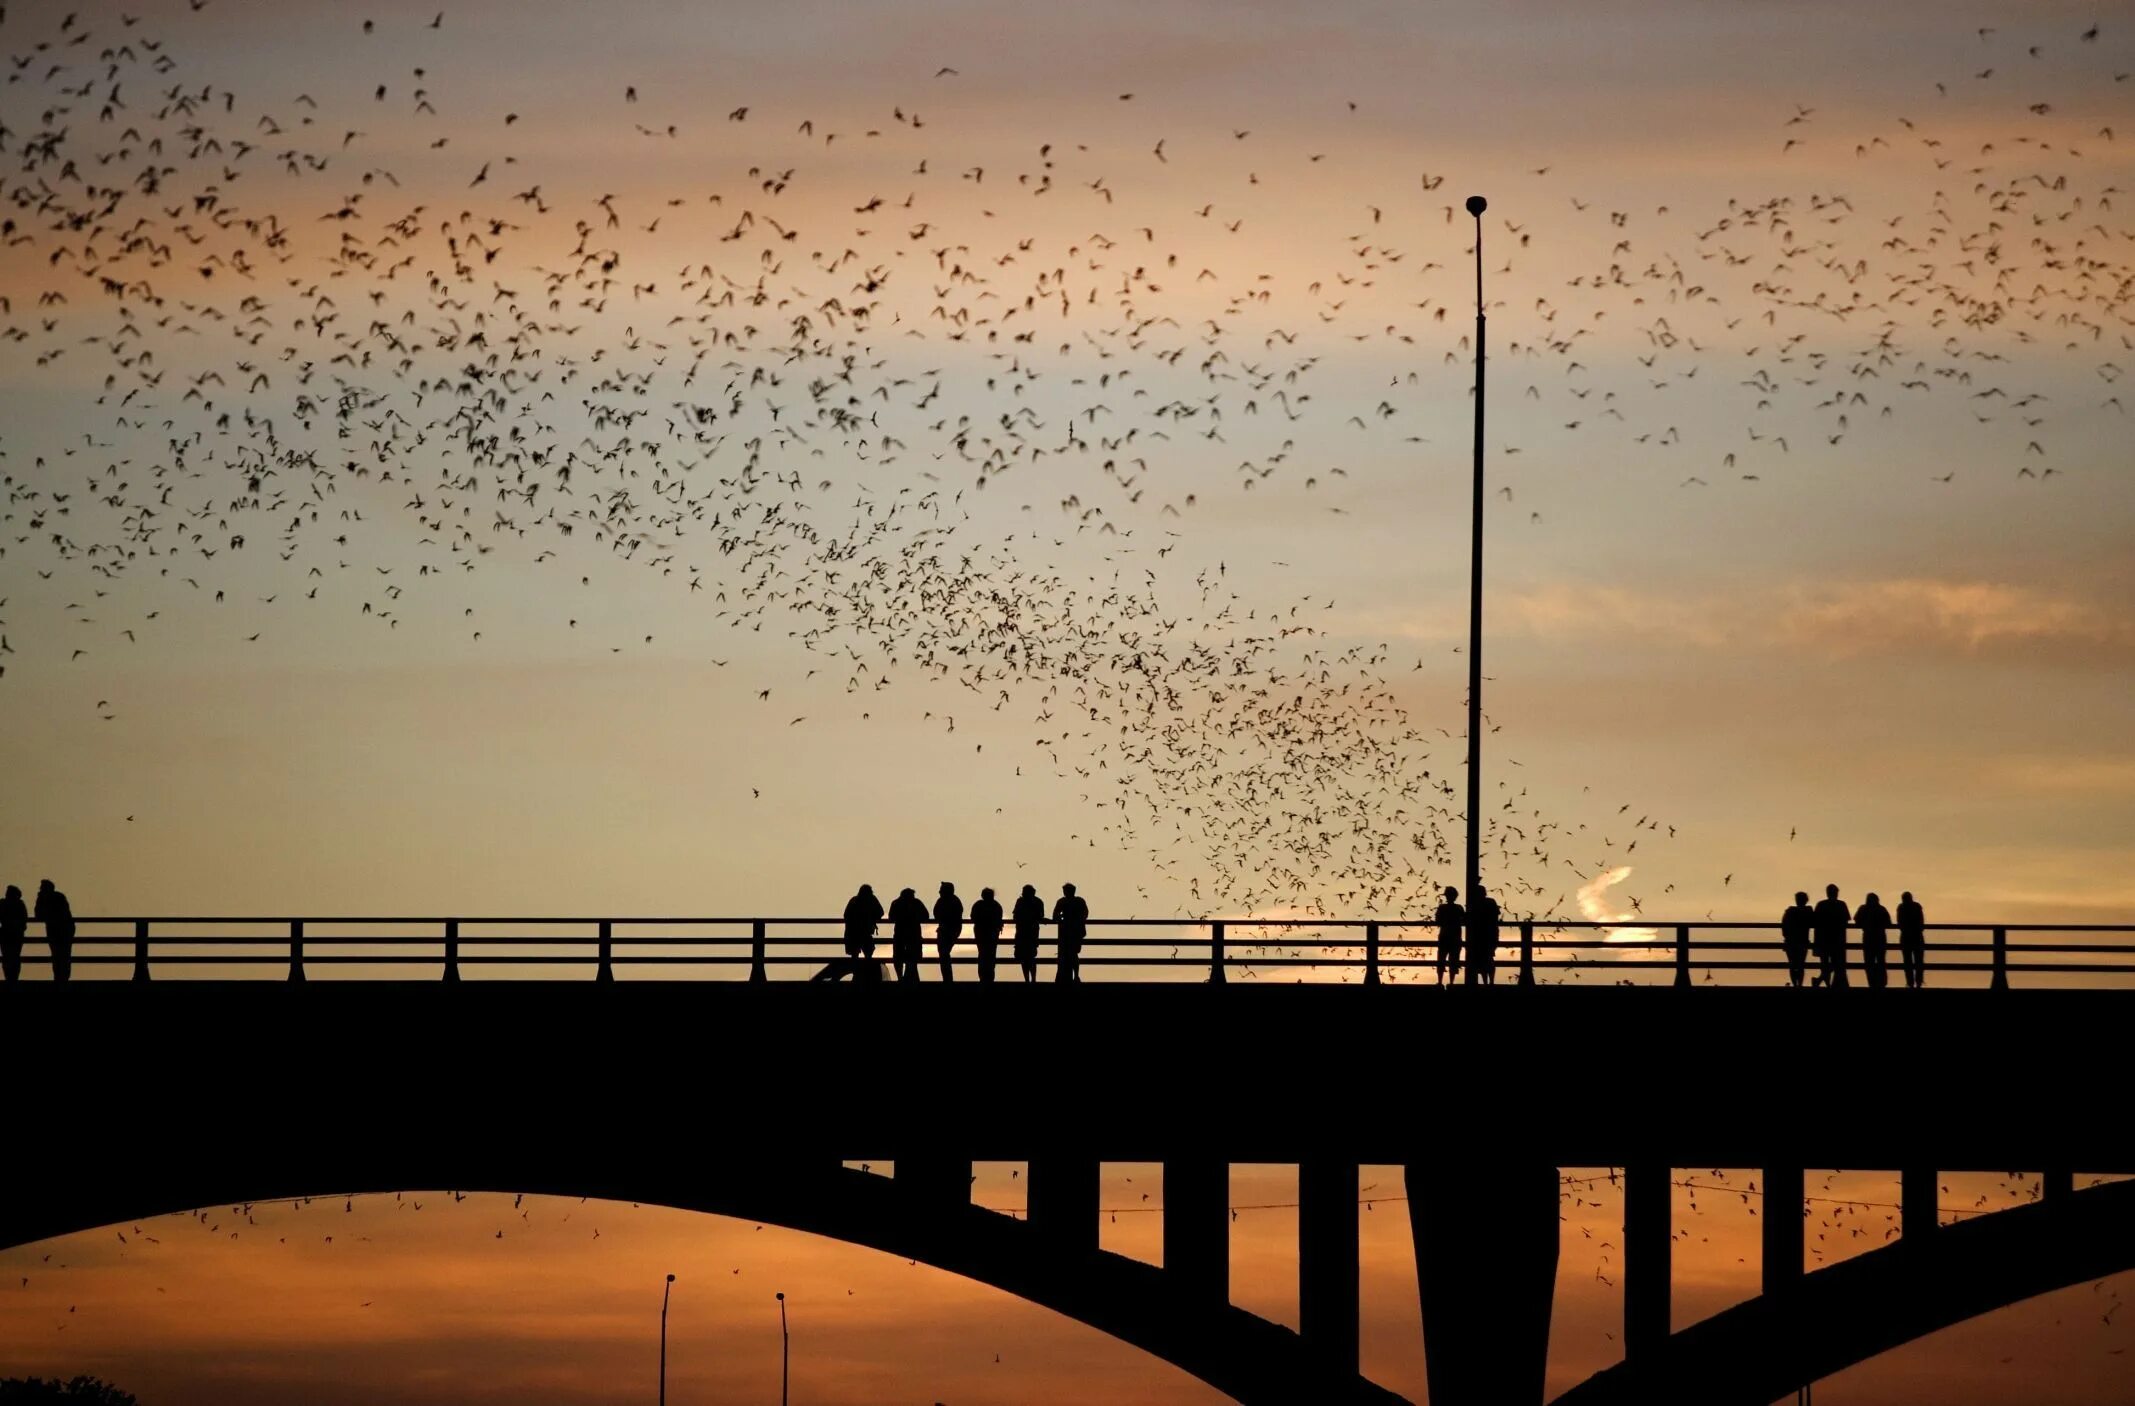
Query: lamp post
[
  {"left": 659, "top": 1273, "right": 676, "bottom": 1406},
  {"left": 1463, "top": 194, "right": 1489, "bottom": 907},
  {"left": 775, "top": 1291, "right": 790, "bottom": 1406}
]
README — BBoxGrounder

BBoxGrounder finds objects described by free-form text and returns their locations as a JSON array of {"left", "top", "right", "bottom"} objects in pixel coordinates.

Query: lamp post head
[
  {"left": 667, "top": 1274, "right": 677, "bottom": 1283},
  {"left": 776, "top": 1292, "right": 785, "bottom": 1301},
  {"left": 1465, "top": 195, "right": 1487, "bottom": 218}
]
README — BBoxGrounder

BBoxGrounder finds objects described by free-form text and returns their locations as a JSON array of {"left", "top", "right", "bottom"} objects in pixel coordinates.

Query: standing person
[
  {"left": 1780, "top": 891, "right": 1815, "bottom": 988},
  {"left": 1052, "top": 883, "right": 1088, "bottom": 982},
  {"left": 1855, "top": 891, "right": 1893, "bottom": 989},
  {"left": 1012, "top": 884, "right": 1045, "bottom": 982},
  {"left": 1432, "top": 886, "right": 1465, "bottom": 986},
  {"left": 970, "top": 887, "right": 1005, "bottom": 984},
  {"left": 1896, "top": 890, "right": 1927, "bottom": 989},
  {"left": 1, "top": 884, "right": 27, "bottom": 982},
  {"left": 842, "top": 883, "right": 884, "bottom": 974},
  {"left": 933, "top": 881, "right": 965, "bottom": 982},
  {"left": 887, "top": 887, "right": 928, "bottom": 983},
  {"left": 1465, "top": 885, "right": 1501, "bottom": 986},
  {"left": 1812, "top": 883, "right": 1852, "bottom": 988},
  {"left": 34, "top": 879, "right": 73, "bottom": 983}
]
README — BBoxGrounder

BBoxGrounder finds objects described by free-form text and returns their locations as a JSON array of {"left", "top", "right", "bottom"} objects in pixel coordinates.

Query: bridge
[{"left": 5, "top": 916, "right": 2132, "bottom": 1405}]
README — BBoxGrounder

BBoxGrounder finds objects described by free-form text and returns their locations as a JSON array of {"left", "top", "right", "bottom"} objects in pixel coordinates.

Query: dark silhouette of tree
[{"left": 0, "top": 1378, "right": 140, "bottom": 1406}]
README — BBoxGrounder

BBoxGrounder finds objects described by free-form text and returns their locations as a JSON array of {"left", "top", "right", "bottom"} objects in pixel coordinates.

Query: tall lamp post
[
  {"left": 775, "top": 1291, "right": 790, "bottom": 1406},
  {"left": 659, "top": 1273, "right": 676, "bottom": 1406},
  {"left": 1464, "top": 194, "right": 1489, "bottom": 906}
]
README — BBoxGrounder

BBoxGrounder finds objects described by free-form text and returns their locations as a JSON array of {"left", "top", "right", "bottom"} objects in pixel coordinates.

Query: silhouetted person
[
  {"left": 1052, "top": 883, "right": 1088, "bottom": 982},
  {"left": 887, "top": 886, "right": 928, "bottom": 983},
  {"left": 1012, "top": 884, "right": 1044, "bottom": 981},
  {"left": 970, "top": 887, "right": 1004, "bottom": 983},
  {"left": 816, "top": 882, "right": 885, "bottom": 981},
  {"left": 843, "top": 884, "right": 883, "bottom": 960},
  {"left": 34, "top": 880, "right": 73, "bottom": 983},
  {"left": 1856, "top": 891, "right": 1892, "bottom": 989},
  {"left": 1433, "top": 886, "right": 1464, "bottom": 986},
  {"left": 1780, "top": 891, "right": 1814, "bottom": 988},
  {"left": 1812, "top": 883, "right": 1851, "bottom": 988},
  {"left": 1464, "top": 885, "right": 1501, "bottom": 986},
  {"left": 933, "top": 881, "right": 965, "bottom": 982},
  {"left": 1897, "top": 890, "right": 1927, "bottom": 989},
  {"left": 1, "top": 884, "right": 26, "bottom": 982}
]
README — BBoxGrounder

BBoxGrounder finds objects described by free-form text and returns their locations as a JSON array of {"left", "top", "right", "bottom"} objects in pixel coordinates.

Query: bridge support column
[
  {"left": 1163, "top": 1158, "right": 1228, "bottom": 1305},
  {"left": 1409, "top": 1161, "right": 1558, "bottom": 1406},
  {"left": 1030, "top": 1155, "right": 1099, "bottom": 1254},
  {"left": 1763, "top": 1164, "right": 1804, "bottom": 1295},
  {"left": 1902, "top": 1167, "right": 1937, "bottom": 1242},
  {"left": 1625, "top": 1162, "right": 1670, "bottom": 1362},
  {"left": 2043, "top": 1169, "right": 2075, "bottom": 1201},
  {"left": 1299, "top": 1158, "right": 1359, "bottom": 1374}
]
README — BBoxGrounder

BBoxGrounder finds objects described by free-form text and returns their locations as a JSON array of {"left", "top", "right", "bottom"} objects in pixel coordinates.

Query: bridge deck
[{"left": 7, "top": 983, "right": 2125, "bottom": 1172}]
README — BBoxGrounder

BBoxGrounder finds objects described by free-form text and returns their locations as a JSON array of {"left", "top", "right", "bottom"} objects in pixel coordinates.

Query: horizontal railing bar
[
  {"left": 51, "top": 917, "right": 2135, "bottom": 932},
  {"left": 16, "top": 956, "right": 2134, "bottom": 974},
  {"left": 31, "top": 933, "right": 2135, "bottom": 949}
]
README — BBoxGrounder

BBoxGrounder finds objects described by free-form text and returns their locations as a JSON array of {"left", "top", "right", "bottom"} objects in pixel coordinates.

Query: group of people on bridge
[
  {"left": 1781, "top": 885, "right": 1929, "bottom": 988},
  {"left": 0, "top": 876, "right": 1937, "bottom": 988},
  {"left": 828, "top": 882, "right": 1089, "bottom": 983},
  {"left": 1, "top": 880, "right": 72, "bottom": 983},
  {"left": 1430, "top": 885, "right": 1507, "bottom": 985}
]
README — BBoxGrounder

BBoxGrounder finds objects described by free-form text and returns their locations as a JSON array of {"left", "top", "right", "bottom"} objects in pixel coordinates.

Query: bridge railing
[{"left": 3, "top": 918, "right": 2132, "bottom": 988}]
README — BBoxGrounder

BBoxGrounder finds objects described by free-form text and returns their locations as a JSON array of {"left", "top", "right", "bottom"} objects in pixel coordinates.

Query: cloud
[
  {"left": 1367, "top": 577, "right": 2134, "bottom": 669},
  {"left": 1496, "top": 584, "right": 1733, "bottom": 647},
  {"left": 1989, "top": 756, "right": 2135, "bottom": 796},
  {"left": 1574, "top": 866, "right": 1659, "bottom": 950},
  {"left": 1774, "top": 578, "right": 2135, "bottom": 664}
]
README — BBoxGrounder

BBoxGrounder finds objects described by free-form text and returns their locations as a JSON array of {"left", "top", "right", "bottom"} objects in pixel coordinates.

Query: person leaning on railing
[
  {"left": 1012, "top": 885, "right": 1044, "bottom": 982},
  {"left": 1856, "top": 892, "right": 1894, "bottom": 989},
  {"left": 33, "top": 879, "right": 73, "bottom": 982},
  {"left": 1780, "top": 892, "right": 1814, "bottom": 988},
  {"left": 1897, "top": 891, "right": 1927, "bottom": 989},
  {"left": 1052, "top": 884, "right": 1087, "bottom": 982}
]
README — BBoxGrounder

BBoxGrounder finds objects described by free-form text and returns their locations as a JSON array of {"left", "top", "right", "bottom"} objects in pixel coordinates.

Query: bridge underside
[
  {"left": 5, "top": 983, "right": 2129, "bottom": 1406},
  {"left": 0, "top": 1159, "right": 1406, "bottom": 1406},
  {"left": 1551, "top": 1176, "right": 2135, "bottom": 1406}
]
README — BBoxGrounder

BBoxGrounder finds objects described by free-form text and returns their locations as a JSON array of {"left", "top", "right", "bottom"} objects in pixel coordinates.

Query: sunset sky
[{"left": 1, "top": 0, "right": 2131, "bottom": 1400}]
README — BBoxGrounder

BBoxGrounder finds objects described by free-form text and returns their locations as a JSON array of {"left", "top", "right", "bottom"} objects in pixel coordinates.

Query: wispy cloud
[
  {"left": 1362, "top": 576, "right": 2134, "bottom": 667},
  {"left": 1574, "top": 866, "right": 1659, "bottom": 949},
  {"left": 1774, "top": 578, "right": 2135, "bottom": 665}
]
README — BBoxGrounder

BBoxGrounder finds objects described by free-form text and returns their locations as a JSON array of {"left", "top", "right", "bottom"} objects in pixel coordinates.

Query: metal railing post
[
  {"left": 1364, "top": 921, "right": 1380, "bottom": 986},
  {"left": 597, "top": 920, "right": 614, "bottom": 982},
  {"left": 288, "top": 920, "right": 305, "bottom": 982},
  {"left": 1209, "top": 921, "right": 1226, "bottom": 984},
  {"left": 750, "top": 920, "right": 768, "bottom": 983},
  {"left": 1674, "top": 925, "right": 1691, "bottom": 988},
  {"left": 1519, "top": 919, "right": 1535, "bottom": 986},
  {"left": 133, "top": 919, "right": 151, "bottom": 982},
  {"left": 1990, "top": 925, "right": 2007, "bottom": 991},
  {"left": 443, "top": 920, "right": 460, "bottom": 982}
]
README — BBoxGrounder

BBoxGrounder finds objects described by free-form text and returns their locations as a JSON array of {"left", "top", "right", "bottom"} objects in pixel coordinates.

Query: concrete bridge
[{"left": 5, "top": 978, "right": 2129, "bottom": 1405}]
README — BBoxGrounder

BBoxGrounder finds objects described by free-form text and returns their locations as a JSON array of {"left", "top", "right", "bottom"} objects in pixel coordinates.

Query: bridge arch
[
  {"left": 0, "top": 1162, "right": 1405, "bottom": 1406},
  {"left": 1551, "top": 1176, "right": 2135, "bottom": 1406}
]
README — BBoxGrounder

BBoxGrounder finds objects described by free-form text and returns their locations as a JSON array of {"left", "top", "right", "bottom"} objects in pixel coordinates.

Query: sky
[{"left": 1, "top": 0, "right": 2132, "bottom": 1401}]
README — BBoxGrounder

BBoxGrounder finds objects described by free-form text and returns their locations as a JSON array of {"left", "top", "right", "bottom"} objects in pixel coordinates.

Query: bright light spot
[{"left": 1576, "top": 867, "right": 1658, "bottom": 951}]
